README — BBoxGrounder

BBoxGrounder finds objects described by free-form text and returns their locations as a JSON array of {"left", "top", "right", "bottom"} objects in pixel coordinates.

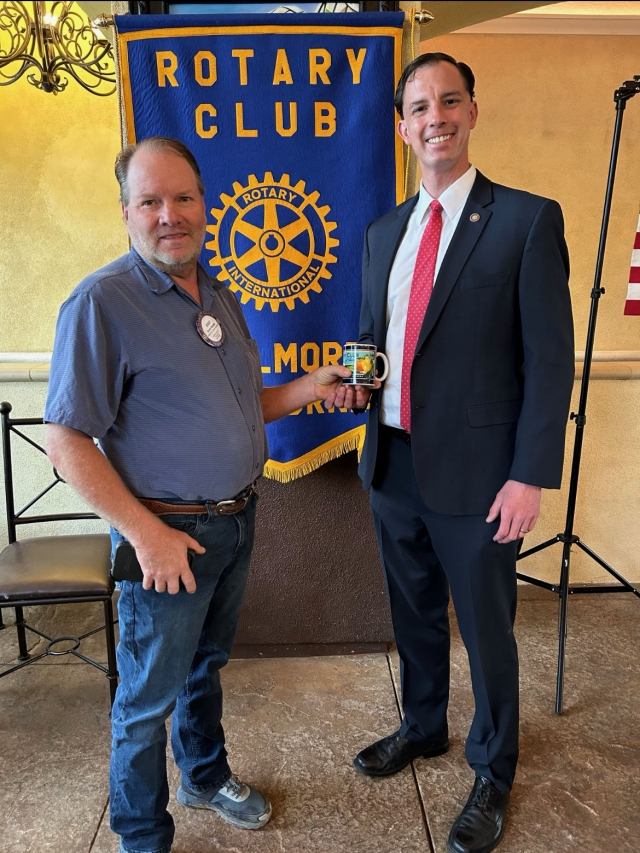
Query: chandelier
[{"left": 0, "top": 1, "right": 115, "bottom": 95}]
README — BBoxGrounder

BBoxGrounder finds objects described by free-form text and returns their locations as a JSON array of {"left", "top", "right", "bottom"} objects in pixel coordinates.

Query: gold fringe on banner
[{"left": 263, "top": 425, "right": 366, "bottom": 483}]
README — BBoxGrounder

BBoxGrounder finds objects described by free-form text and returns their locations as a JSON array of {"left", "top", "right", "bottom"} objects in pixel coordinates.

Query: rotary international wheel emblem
[{"left": 205, "top": 172, "right": 339, "bottom": 311}]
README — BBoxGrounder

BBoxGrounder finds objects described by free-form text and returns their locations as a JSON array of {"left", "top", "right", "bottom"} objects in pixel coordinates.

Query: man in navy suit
[{"left": 346, "top": 53, "right": 574, "bottom": 853}]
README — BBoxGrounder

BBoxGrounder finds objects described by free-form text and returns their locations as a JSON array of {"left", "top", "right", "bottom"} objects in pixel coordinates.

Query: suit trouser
[{"left": 369, "top": 428, "right": 519, "bottom": 791}]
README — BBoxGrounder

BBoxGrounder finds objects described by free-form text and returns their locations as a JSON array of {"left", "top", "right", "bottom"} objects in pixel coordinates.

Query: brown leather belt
[{"left": 139, "top": 484, "right": 255, "bottom": 517}]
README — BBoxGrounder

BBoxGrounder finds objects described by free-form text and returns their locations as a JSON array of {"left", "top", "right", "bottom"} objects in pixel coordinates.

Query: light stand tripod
[{"left": 516, "top": 75, "right": 640, "bottom": 716}]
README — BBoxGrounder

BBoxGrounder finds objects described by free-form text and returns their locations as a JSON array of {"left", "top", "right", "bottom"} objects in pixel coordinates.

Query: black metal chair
[{"left": 0, "top": 402, "right": 118, "bottom": 705}]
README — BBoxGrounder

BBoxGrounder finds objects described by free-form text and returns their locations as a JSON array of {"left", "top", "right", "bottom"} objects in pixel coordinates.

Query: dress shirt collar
[{"left": 415, "top": 164, "right": 477, "bottom": 223}]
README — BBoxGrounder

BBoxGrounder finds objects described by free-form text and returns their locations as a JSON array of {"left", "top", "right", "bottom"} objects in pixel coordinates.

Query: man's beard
[
  {"left": 150, "top": 245, "right": 201, "bottom": 278},
  {"left": 131, "top": 226, "right": 205, "bottom": 278}
]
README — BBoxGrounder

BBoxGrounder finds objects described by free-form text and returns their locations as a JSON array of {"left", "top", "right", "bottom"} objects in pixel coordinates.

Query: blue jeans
[{"left": 109, "top": 494, "right": 257, "bottom": 853}]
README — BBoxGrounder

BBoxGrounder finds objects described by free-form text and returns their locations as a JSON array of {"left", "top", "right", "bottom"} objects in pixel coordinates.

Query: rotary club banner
[{"left": 115, "top": 12, "right": 403, "bottom": 480}]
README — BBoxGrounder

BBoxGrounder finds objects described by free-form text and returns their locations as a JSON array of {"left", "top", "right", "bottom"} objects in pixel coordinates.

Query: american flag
[{"left": 623, "top": 211, "right": 640, "bottom": 315}]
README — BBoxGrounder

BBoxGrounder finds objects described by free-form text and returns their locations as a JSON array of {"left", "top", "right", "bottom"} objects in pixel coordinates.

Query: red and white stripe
[{"left": 623, "top": 211, "right": 640, "bottom": 316}]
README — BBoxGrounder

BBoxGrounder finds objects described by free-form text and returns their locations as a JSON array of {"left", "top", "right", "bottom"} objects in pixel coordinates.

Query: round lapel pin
[
  {"left": 196, "top": 311, "right": 224, "bottom": 347},
  {"left": 470, "top": 213, "right": 480, "bottom": 222}
]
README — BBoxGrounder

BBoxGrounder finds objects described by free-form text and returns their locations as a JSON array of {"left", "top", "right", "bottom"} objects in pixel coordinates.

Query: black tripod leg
[
  {"left": 555, "top": 541, "right": 572, "bottom": 715},
  {"left": 575, "top": 540, "right": 640, "bottom": 596}
]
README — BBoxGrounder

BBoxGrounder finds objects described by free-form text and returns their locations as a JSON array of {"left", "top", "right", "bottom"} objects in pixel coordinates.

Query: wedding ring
[{"left": 519, "top": 528, "right": 527, "bottom": 534}]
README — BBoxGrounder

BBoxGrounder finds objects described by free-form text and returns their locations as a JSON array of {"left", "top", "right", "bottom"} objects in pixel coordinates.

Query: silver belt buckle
[
  {"left": 216, "top": 498, "right": 242, "bottom": 515},
  {"left": 216, "top": 485, "right": 253, "bottom": 515}
]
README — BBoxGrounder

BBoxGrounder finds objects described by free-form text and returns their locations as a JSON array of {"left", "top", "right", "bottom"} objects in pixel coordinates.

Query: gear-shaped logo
[{"left": 205, "top": 172, "right": 339, "bottom": 311}]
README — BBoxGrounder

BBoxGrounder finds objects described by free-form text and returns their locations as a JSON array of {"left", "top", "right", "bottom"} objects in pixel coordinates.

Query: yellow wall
[
  {"left": 0, "top": 75, "right": 126, "bottom": 352},
  {"left": 0, "top": 30, "right": 639, "bottom": 585}
]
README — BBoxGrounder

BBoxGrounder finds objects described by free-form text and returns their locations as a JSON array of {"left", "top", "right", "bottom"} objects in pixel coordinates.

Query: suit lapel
[
  {"left": 373, "top": 196, "right": 418, "bottom": 350},
  {"left": 415, "top": 171, "right": 494, "bottom": 354}
]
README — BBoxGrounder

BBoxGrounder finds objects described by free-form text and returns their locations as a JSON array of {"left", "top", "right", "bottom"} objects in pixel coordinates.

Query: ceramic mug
[{"left": 342, "top": 343, "right": 390, "bottom": 386}]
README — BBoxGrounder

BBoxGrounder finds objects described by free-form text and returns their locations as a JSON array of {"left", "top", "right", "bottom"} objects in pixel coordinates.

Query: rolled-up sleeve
[{"left": 45, "top": 290, "right": 129, "bottom": 439}]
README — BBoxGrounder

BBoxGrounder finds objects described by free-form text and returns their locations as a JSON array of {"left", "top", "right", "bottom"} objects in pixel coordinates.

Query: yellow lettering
[
  {"left": 346, "top": 48, "right": 367, "bottom": 84},
  {"left": 273, "top": 48, "right": 293, "bottom": 85},
  {"left": 306, "top": 401, "right": 324, "bottom": 414},
  {"left": 274, "top": 343, "right": 297, "bottom": 373},
  {"left": 275, "top": 101, "right": 297, "bottom": 137},
  {"left": 315, "top": 102, "right": 336, "bottom": 137},
  {"left": 289, "top": 408, "right": 303, "bottom": 416},
  {"left": 278, "top": 189, "right": 287, "bottom": 199},
  {"left": 309, "top": 48, "right": 331, "bottom": 84},
  {"left": 301, "top": 342, "right": 320, "bottom": 372},
  {"left": 261, "top": 366, "right": 271, "bottom": 374},
  {"left": 323, "top": 342, "right": 342, "bottom": 365},
  {"left": 195, "top": 104, "right": 217, "bottom": 139},
  {"left": 232, "top": 49, "right": 254, "bottom": 85},
  {"left": 235, "top": 103, "right": 258, "bottom": 137},
  {"left": 156, "top": 51, "right": 178, "bottom": 87},
  {"left": 194, "top": 51, "right": 217, "bottom": 86}
]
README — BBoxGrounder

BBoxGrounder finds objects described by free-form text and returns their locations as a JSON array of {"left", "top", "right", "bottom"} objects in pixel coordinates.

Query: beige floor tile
[
  {"left": 48, "top": 654, "right": 427, "bottom": 853},
  {"left": 0, "top": 666, "right": 111, "bottom": 853},
  {"left": 390, "top": 599, "right": 640, "bottom": 853},
  {"left": 3, "top": 596, "right": 637, "bottom": 853}
]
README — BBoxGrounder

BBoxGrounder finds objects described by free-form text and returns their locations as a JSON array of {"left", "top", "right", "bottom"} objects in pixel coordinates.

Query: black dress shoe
[
  {"left": 353, "top": 728, "right": 449, "bottom": 777},
  {"left": 447, "top": 776, "right": 510, "bottom": 853}
]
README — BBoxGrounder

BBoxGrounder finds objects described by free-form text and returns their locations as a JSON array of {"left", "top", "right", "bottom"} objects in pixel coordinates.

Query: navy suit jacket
[{"left": 358, "top": 171, "right": 575, "bottom": 516}]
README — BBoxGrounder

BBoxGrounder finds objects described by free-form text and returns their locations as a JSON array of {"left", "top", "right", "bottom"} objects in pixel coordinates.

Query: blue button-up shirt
[{"left": 45, "top": 249, "right": 267, "bottom": 501}]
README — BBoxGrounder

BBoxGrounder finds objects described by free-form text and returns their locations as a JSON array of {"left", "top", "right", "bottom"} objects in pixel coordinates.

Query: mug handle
[{"left": 375, "top": 352, "right": 390, "bottom": 382}]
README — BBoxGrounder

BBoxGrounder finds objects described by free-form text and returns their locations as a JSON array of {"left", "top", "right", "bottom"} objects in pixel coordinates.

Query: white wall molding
[{"left": 0, "top": 352, "right": 52, "bottom": 362}]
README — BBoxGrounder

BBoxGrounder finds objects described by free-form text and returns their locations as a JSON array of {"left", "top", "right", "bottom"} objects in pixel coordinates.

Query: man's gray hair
[{"left": 115, "top": 136, "right": 205, "bottom": 205}]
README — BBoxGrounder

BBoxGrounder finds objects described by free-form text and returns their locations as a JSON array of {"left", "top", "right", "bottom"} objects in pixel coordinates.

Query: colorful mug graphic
[{"left": 342, "top": 344, "right": 389, "bottom": 386}]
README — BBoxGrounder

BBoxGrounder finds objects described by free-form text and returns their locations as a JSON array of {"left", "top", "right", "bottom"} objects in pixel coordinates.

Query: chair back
[{"left": 1, "top": 401, "right": 99, "bottom": 545}]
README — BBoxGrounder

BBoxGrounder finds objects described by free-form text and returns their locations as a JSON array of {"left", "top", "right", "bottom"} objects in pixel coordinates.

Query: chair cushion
[{"left": 0, "top": 535, "right": 114, "bottom": 600}]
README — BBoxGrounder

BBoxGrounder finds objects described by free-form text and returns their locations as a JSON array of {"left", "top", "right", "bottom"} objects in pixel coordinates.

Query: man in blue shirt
[{"left": 45, "top": 137, "right": 363, "bottom": 853}]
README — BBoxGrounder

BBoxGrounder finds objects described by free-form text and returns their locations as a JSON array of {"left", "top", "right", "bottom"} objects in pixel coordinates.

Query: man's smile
[
  {"left": 157, "top": 232, "right": 192, "bottom": 248},
  {"left": 426, "top": 132, "right": 455, "bottom": 144}
]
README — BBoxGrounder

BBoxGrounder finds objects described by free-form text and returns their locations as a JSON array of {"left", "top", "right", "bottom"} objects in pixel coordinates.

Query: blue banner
[{"left": 116, "top": 12, "right": 403, "bottom": 480}]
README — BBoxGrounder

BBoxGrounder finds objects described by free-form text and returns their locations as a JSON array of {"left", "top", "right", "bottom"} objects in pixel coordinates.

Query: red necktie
[{"left": 400, "top": 199, "right": 443, "bottom": 433}]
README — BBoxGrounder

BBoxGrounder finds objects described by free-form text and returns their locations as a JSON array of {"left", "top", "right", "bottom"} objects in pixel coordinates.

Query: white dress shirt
[{"left": 380, "top": 165, "right": 477, "bottom": 428}]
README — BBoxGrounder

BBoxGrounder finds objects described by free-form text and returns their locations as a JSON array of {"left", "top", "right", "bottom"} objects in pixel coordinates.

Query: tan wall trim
[
  {"left": 3, "top": 352, "right": 640, "bottom": 383},
  {"left": 0, "top": 363, "right": 51, "bottom": 382},
  {"left": 575, "top": 351, "right": 640, "bottom": 362},
  {"left": 577, "top": 362, "right": 640, "bottom": 380}
]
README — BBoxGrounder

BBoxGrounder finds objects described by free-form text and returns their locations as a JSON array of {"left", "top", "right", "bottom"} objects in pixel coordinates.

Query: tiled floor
[{"left": 0, "top": 594, "right": 638, "bottom": 853}]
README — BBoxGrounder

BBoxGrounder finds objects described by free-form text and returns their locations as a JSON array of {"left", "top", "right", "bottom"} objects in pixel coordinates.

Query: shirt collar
[
  {"left": 129, "top": 247, "right": 221, "bottom": 295},
  {"left": 416, "top": 164, "right": 477, "bottom": 223}
]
